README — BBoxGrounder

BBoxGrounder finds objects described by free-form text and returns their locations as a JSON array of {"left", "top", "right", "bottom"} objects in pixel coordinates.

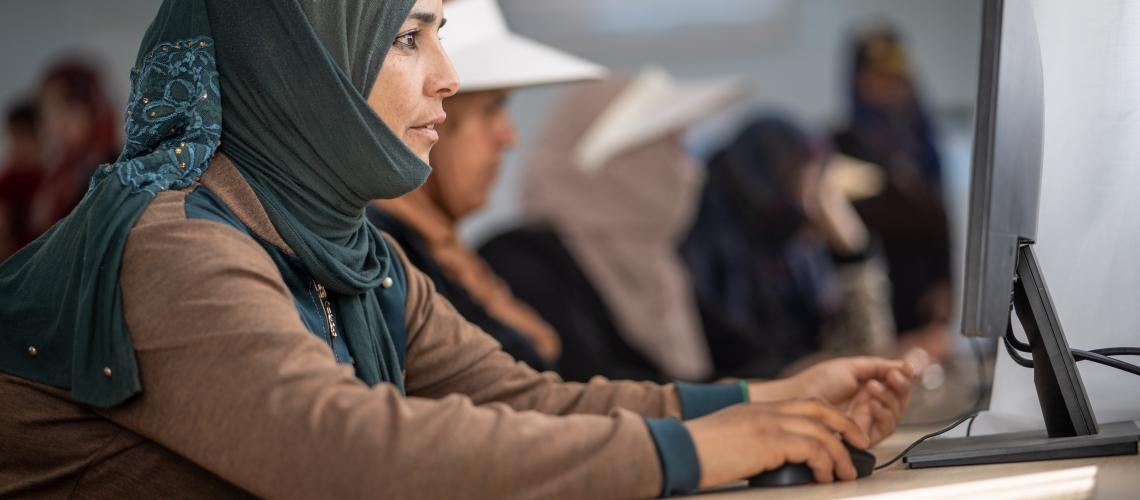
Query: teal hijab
[{"left": 0, "top": 0, "right": 427, "bottom": 407}]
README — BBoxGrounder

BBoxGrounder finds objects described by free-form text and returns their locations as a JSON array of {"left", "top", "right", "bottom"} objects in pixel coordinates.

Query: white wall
[{"left": 970, "top": 0, "right": 1140, "bottom": 434}]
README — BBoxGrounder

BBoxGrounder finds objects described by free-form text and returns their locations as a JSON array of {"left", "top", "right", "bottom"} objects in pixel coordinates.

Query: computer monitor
[
  {"left": 906, "top": 0, "right": 1138, "bottom": 467},
  {"left": 960, "top": 0, "right": 1043, "bottom": 342}
]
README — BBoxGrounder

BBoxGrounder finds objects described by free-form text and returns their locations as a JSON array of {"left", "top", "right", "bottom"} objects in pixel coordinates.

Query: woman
[
  {"left": 28, "top": 61, "right": 120, "bottom": 238},
  {"left": 367, "top": 0, "right": 606, "bottom": 370},
  {"left": 480, "top": 70, "right": 740, "bottom": 383},
  {"left": 683, "top": 116, "right": 896, "bottom": 379},
  {"left": 0, "top": 100, "right": 44, "bottom": 258},
  {"left": 0, "top": 1, "right": 912, "bottom": 497},
  {"left": 832, "top": 26, "right": 954, "bottom": 360}
]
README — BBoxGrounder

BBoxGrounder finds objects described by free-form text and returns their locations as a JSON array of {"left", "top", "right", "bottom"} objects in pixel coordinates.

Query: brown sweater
[{"left": 0, "top": 157, "right": 684, "bottom": 499}]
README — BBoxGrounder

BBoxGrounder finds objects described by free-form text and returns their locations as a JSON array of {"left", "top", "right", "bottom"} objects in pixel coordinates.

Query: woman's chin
[{"left": 402, "top": 136, "right": 435, "bottom": 164}]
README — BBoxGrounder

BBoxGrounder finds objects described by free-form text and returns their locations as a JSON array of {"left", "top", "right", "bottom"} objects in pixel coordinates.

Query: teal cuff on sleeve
[
  {"left": 644, "top": 418, "right": 701, "bottom": 497},
  {"left": 675, "top": 382, "right": 746, "bottom": 420}
]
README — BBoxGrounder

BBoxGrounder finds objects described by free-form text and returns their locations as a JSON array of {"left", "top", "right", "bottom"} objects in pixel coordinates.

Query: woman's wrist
[{"left": 746, "top": 377, "right": 800, "bottom": 403}]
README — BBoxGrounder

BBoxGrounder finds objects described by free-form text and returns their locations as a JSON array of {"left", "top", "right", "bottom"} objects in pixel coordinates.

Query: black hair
[{"left": 6, "top": 99, "right": 37, "bottom": 134}]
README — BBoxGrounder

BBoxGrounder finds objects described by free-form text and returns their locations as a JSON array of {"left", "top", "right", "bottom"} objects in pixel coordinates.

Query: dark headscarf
[
  {"left": 707, "top": 118, "right": 815, "bottom": 244},
  {"left": 683, "top": 116, "right": 840, "bottom": 378},
  {"left": 843, "top": 26, "right": 943, "bottom": 187},
  {"left": 0, "top": 0, "right": 427, "bottom": 407}
]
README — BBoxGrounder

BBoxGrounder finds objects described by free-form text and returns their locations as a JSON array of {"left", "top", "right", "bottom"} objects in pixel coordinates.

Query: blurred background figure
[
  {"left": 27, "top": 60, "right": 119, "bottom": 237},
  {"left": 832, "top": 26, "right": 955, "bottom": 362},
  {"left": 683, "top": 115, "right": 897, "bottom": 379},
  {"left": 367, "top": 0, "right": 605, "bottom": 371},
  {"left": 0, "top": 100, "right": 44, "bottom": 259},
  {"left": 480, "top": 69, "right": 748, "bottom": 383}
]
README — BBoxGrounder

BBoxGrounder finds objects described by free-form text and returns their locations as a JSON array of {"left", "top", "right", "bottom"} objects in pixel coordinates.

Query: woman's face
[
  {"left": 368, "top": 0, "right": 459, "bottom": 163},
  {"left": 39, "top": 81, "right": 93, "bottom": 156}
]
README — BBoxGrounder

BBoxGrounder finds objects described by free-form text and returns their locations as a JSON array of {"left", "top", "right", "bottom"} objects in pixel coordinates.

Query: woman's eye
[{"left": 394, "top": 31, "right": 418, "bottom": 50}]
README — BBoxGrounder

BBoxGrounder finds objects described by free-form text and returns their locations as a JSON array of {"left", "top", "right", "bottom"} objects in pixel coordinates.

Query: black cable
[
  {"left": 1005, "top": 324, "right": 1031, "bottom": 352},
  {"left": 966, "top": 413, "right": 978, "bottom": 437},
  {"left": 874, "top": 414, "right": 974, "bottom": 470},
  {"left": 1003, "top": 325, "right": 1140, "bottom": 375},
  {"left": 1072, "top": 349, "right": 1140, "bottom": 376},
  {"left": 1004, "top": 324, "right": 1140, "bottom": 361},
  {"left": 1090, "top": 347, "right": 1140, "bottom": 357},
  {"left": 1003, "top": 332, "right": 1035, "bottom": 368}
]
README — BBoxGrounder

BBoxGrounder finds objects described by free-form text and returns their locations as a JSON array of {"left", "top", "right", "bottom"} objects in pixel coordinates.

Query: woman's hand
[
  {"left": 748, "top": 356, "right": 916, "bottom": 445},
  {"left": 683, "top": 399, "right": 870, "bottom": 489},
  {"left": 526, "top": 327, "right": 562, "bottom": 362}
]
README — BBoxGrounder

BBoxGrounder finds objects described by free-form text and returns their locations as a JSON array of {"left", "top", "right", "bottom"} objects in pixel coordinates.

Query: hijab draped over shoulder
[{"left": 0, "top": 0, "right": 428, "bottom": 407}]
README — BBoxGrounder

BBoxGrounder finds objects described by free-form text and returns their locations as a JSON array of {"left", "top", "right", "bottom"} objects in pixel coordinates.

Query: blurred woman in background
[
  {"left": 28, "top": 61, "right": 119, "bottom": 236},
  {"left": 683, "top": 116, "right": 896, "bottom": 379},
  {"left": 832, "top": 26, "right": 954, "bottom": 361},
  {"left": 481, "top": 69, "right": 748, "bottom": 383},
  {"left": 0, "top": 100, "right": 44, "bottom": 259}
]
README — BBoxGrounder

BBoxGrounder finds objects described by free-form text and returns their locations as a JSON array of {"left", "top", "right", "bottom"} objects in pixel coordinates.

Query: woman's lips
[
  {"left": 410, "top": 113, "right": 446, "bottom": 143},
  {"left": 410, "top": 123, "right": 439, "bottom": 142}
]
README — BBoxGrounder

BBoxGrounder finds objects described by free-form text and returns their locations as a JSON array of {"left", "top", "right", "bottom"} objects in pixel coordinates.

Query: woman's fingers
[
  {"left": 859, "top": 381, "right": 904, "bottom": 444},
  {"left": 869, "top": 399, "right": 896, "bottom": 443},
  {"left": 849, "top": 390, "right": 875, "bottom": 437},
  {"left": 778, "top": 433, "right": 838, "bottom": 484},
  {"left": 778, "top": 416, "right": 858, "bottom": 481},
  {"left": 777, "top": 399, "right": 870, "bottom": 448},
  {"left": 887, "top": 368, "right": 914, "bottom": 407},
  {"left": 866, "top": 379, "right": 902, "bottom": 419}
]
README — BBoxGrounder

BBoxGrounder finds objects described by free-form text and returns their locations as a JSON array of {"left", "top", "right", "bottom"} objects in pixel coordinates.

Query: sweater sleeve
[
  {"left": 390, "top": 233, "right": 686, "bottom": 418},
  {"left": 101, "top": 191, "right": 666, "bottom": 500},
  {"left": 391, "top": 233, "right": 748, "bottom": 497}
]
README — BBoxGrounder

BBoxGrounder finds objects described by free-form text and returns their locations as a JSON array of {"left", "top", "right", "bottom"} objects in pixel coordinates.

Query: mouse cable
[{"left": 874, "top": 413, "right": 975, "bottom": 471}]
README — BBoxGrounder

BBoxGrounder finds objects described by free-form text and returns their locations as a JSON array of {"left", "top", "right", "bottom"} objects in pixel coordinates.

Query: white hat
[
  {"left": 574, "top": 67, "right": 750, "bottom": 173},
  {"left": 443, "top": 0, "right": 606, "bottom": 93}
]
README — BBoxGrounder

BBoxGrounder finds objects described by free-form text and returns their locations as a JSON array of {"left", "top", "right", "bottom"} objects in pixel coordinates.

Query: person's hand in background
[{"left": 524, "top": 326, "right": 562, "bottom": 362}]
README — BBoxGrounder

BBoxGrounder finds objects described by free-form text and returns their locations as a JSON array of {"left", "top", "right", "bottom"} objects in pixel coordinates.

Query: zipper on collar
[{"left": 314, "top": 282, "right": 338, "bottom": 338}]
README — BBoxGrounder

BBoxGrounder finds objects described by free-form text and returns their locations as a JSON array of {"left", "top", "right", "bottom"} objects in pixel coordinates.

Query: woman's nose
[{"left": 428, "top": 50, "right": 460, "bottom": 99}]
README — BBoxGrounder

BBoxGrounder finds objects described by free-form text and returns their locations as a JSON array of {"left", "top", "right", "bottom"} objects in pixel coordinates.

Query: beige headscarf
[{"left": 522, "top": 77, "right": 713, "bottom": 381}]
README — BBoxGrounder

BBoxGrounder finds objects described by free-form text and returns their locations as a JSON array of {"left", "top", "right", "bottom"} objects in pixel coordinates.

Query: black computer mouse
[{"left": 748, "top": 442, "right": 875, "bottom": 487}]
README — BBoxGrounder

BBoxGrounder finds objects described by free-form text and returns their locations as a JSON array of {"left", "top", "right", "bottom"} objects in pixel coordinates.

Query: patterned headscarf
[{"left": 0, "top": 0, "right": 426, "bottom": 406}]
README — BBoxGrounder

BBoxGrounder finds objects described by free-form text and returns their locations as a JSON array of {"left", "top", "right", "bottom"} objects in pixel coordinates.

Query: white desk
[{"left": 692, "top": 425, "right": 1139, "bottom": 499}]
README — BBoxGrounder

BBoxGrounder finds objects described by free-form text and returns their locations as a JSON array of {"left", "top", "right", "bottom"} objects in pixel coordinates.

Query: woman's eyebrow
[{"left": 408, "top": 11, "right": 446, "bottom": 29}]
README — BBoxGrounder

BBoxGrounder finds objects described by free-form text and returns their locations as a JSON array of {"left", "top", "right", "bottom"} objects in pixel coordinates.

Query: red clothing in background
[{"left": 0, "top": 161, "right": 45, "bottom": 255}]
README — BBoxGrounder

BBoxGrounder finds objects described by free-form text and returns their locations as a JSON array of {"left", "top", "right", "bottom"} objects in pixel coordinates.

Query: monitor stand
[{"left": 905, "top": 243, "right": 1139, "bottom": 468}]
